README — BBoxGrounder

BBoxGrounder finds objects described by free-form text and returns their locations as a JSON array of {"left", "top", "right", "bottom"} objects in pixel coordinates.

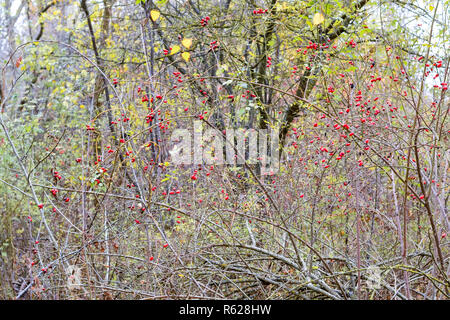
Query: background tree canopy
[{"left": 0, "top": 0, "right": 448, "bottom": 300}]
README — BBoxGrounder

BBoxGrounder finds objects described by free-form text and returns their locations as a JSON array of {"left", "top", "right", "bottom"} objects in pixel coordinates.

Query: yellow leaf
[
  {"left": 150, "top": 10, "right": 160, "bottom": 22},
  {"left": 181, "top": 52, "right": 190, "bottom": 62},
  {"left": 313, "top": 12, "right": 324, "bottom": 25},
  {"left": 181, "top": 38, "right": 192, "bottom": 49},
  {"left": 79, "top": 104, "right": 85, "bottom": 109},
  {"left": 170, "top": 45, "right": 180, "bottom": 55}
]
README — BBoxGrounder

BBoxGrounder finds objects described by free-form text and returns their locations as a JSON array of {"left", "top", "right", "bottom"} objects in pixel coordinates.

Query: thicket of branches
[{"left": 0, "top": 0, "right": 448, "bottom": 300}]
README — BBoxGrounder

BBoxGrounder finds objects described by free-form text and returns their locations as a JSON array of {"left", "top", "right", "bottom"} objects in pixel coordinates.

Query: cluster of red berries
[
  {"left": 163, "top": 47, "right": 178, "bottom": 55},
  {"left": 296, "top": 41, "right": 331, "bottom": 55},
  {"left": 253, "top": 8, "right": 268, "bottom": 14},
  {"left": 292, "top": 65, "right": 297, "bottom": 74},
  {"left": 306, "top": 41, "right": 320, "bottom": 50},
  {"left": 172, "top": 71, "right": 183, "bottom": 83},
  {"left": 200, "top": 16, "right": 210, "bottom": 27},
  {"left": 53, "top": 171, "right": 62, "bottom": 180},
  {"left": 210, "top": 40, "right": 218, "bottom": 50},
  {"left": 345, "top": 39, "right": 357, "bottom": 48},
  {"left": 369, "top": 75, "right": 382, "bottom": 83},
  {"left": 94, "top": 155, "right": 102, "bottom": 165},
  {"left": 162, "top": 189, "right": 181, "bottom": 196},
  {"left": 241, "top": 90, "right": 256, "bottom": 99},
  {"left": 266, "top": 56, "right": 272, "bottom": 67}
]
